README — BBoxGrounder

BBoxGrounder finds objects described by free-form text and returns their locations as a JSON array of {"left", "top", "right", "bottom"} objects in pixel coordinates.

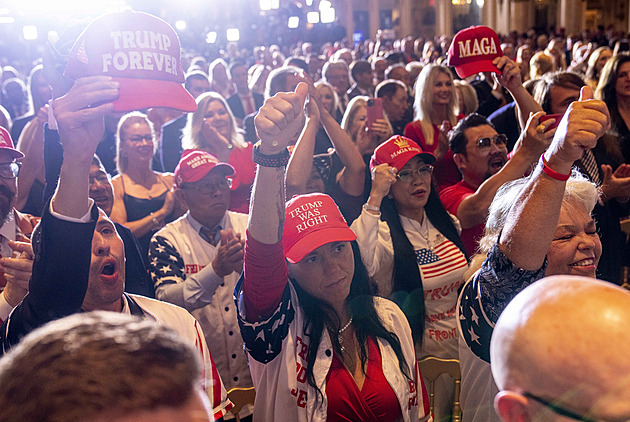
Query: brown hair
[{"left": 0, "top": 312, "right": 201, "bottom": 422}]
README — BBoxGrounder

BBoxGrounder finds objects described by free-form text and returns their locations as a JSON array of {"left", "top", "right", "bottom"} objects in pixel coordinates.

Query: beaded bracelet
[
  {"left": 539, "top": 154, "right": 570, "bottom": 182},
  {"left": 252, "top": 141, "right": 290, "bottom": 167}
]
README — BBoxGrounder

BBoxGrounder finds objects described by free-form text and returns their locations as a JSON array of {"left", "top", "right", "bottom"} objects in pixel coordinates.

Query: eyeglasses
[
  {"left": 475, "top": 134, "right": 508, "bottom": 150},
  {"left": 523, "top": 392, "right": 628, "bottom": 422},
  {"left": 397, "top": 165, "right": 434, "bottom": 183},
  {"left": 0, "top": 162, "right": 21, "bottom": 179},
  {"left": 127, "top": 135, "right": 153, "bottom": 143},
  {"left": 181, "top": 178, "right": 232, "bottom": 192}
]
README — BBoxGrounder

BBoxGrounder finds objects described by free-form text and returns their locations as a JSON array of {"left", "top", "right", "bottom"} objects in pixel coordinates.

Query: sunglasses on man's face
[{"left": 475, "top": 134, "right": 508, "bottom": 150}]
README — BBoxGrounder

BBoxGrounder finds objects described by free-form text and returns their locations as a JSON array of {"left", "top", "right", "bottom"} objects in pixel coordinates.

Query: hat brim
[
  {"left": 112, "top": 78, "right": 197, "bottom": 112},
  {"left": 3, "top": 148, "right": 24, "bottom": 159},
  {"left": 454, "top": 60, "right": 502, "bottom": 79},
  {"left": 404, "top": 152, "right": 437, "bottom": 168},
  {"left": 178, "top": 163, "right": 236, "bottom": 186},
  {"left": 285, "top": 226, "right": 357, "bottom": 264}
]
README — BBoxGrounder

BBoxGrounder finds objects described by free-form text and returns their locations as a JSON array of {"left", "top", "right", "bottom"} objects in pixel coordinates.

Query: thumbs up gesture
[
  {"left": 254, "top": 82, "right": 309, "bottom": 154},
  {"left": 546, "top": 86, "right": 611, "bottom": 170}
]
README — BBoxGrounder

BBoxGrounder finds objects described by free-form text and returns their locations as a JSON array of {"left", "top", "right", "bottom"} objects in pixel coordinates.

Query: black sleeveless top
[{"left": 121, "top": 174, "right": 174, "bottom": 257}]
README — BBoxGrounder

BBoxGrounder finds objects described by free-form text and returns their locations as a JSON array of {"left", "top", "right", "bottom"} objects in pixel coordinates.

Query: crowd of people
[{"left": 0, "top": 9, "right": 628, "bottom": 422}]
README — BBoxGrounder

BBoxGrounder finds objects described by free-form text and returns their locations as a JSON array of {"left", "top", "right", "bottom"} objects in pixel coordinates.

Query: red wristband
[{"left": 540, "top": 155, "right": 570, "bottom": 181}]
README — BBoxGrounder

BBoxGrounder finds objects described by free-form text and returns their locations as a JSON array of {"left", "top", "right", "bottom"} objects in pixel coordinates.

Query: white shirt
[
  {"left": 150, "top": 211, "right": 252, "bottom": 419},
  {"left": 351, "top": 208, "right": 468, "bottom": 359}
]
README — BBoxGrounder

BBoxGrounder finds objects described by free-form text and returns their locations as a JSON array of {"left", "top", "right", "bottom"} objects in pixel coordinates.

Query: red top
[
  {"left": 403, "top": 120, "right": 461, "bottom": 192},
  {"left": 228, "top": 143, "right": 256, "bottom": 214},
  {"left": 242, "top": 236, "right": 408, "bottom": 421},
  {"left": 439, "top": 179, "right": 484, "bottom": 255},
  {"left": 326, "top": 338, "right": 403, "bottom": 422}
]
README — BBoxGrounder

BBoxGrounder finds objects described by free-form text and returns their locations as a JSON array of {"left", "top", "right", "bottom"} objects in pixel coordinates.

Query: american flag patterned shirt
[{"left": 351, "top": 209, "right": 468, "bottom": 359}]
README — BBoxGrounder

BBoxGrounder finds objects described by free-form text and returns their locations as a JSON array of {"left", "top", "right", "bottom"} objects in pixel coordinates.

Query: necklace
[
  {"left": 338, "top": 316, "right": 354, "bottom": 353},
  {"left": 410, "top": 212, "right": 433, "bottom": 251}
]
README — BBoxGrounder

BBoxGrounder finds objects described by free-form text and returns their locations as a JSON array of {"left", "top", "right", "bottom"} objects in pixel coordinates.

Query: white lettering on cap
[
  {"left": 457, "top": 37, "right": 497, "bottom": 58},
  {"left": 101, "top": 51, "right": 177, "bottom": 75},
  {"left": 288, "top": 200, "right": 324, "bottom": 218},
  {"left": 296, "top": 215, "right": 329, "bottom": 233},
  {"left": 102, "top": 29, "right": 178, "bottom": 74}
]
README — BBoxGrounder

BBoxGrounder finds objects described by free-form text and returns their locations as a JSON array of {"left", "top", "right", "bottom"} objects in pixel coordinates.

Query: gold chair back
[
  {"left": 418, "top": 356, "right": 462, "bottom": 422},
  {"left": 226, "top": 386, "right": 256, "bottom": 422}
]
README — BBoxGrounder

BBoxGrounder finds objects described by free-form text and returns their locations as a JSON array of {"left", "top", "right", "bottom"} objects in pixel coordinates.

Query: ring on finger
[{"left": 536, "top": 124, "right": 546, "bottom": 134}]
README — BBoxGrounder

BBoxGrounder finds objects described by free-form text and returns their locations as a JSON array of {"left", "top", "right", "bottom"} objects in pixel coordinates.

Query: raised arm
[
  {"left": 53, "top": 77, "right": 119, "bottom": 217},
  {"left": 249, "top": 83, "right": 309, "bottom": 243},
  {"left": 320, "top": 106, "right": 366, "bottom": 196},
  {"left": 493, "top": 56, "right": 543, "bottom": 130},
  {"left": 240, "top": 83, "right": 308, "bottom": 322},
  {"left": 455, "top": 111, "right": 554, "bottom": 229},
  {"left": 285, "top": 84, "right": 321, "bottom": 196},
  {"left": 499, "top": 86, "right": 610, "bottom": 269}
]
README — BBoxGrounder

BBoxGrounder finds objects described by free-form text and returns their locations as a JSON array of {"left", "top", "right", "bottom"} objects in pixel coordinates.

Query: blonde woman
[
  {"left": 341, "top": 95, "right": 392, "bottom": 157},
  {"left": 529, "top": 51, "right": 555, "bottom": 80},
  {"left": 584, "top": 46, "right": 612, "bottom": 91},
  {"left": 182, "top": 92, "right": 255, "bottom": 213},
  {"left": 111, "top": 112, "right": 181, "bottom": 256},
  {"left": 454, "top": 79, "right": 478, "bottom": 116},
  {"left": 404, "top": 64, "right": 460, "bottom": 190}
]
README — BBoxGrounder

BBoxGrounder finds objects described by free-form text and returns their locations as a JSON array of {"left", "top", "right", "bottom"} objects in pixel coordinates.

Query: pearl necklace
[{"left": 338, "top": 316, "right": 354, "bottom": 353}]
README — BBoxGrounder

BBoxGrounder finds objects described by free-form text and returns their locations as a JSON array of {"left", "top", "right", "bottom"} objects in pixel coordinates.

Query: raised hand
[
  {"left": 255, "top": 82, "right": 309, "bottom": 154},
  {"left": 601, "top": 163, "right": 630, "bottom": 202},
  {"left": 369, "top": 163, "right": 398, "bottom": 204},
  {"left": 201, "top": 124, "right": 232, "bottom": 157},
  {"left": 545, "top": 86, "right": 610, "bottom": 173},
  {"left": 493, "top": 56, "right": 522, "bottom": 92},
  {"left": 517, "top": 111, "right": 555, "bottom": 159},
  {"left": 1, "top": 241, "right": 34, "bottom": 307},
  {"left": 53, "top": 76, "right": 119, "bottom": 159}
]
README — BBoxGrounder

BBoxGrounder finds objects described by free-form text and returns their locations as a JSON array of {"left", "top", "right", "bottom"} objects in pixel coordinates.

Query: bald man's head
[{"left": 491, "top": 276, "right": 630, "bottom": 421}]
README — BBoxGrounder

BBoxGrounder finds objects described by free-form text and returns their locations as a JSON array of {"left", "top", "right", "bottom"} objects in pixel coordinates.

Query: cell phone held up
[{"left": 366, "top": 98, "right": 384, "bottom": 131}]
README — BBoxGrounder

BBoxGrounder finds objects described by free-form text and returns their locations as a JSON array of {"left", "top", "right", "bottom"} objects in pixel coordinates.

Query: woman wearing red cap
[
  {"left": 351, "top": 135, "right": 469, "bottom": 421},
  {"left": 235, "top": 83, "right": 430, "bottom": 422}
]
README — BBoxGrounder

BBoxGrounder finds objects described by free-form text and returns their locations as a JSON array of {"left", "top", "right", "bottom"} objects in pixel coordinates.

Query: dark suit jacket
[
  {"left": 488, "top": 102, "right": 519, "bottom": 152},
  {"left": 154, "top": 115, "right": 187, "bottom": 173},
  {"left": 42, "top": 126, "right": 154, "bottom": 298},
  {"left": 226, "top": 92, "right": 264, "bottom": 121}
]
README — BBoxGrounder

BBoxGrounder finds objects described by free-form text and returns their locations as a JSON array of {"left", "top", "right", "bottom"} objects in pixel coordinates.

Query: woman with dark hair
[
  {"left": 351, "top": 135, "right": 468, "bottom": 421},
  {"left": 596, "top": 52, "right": 630, "bottom": 163},
  {"left": 236, "top": 83, "right": 430, "bottom": 422}
]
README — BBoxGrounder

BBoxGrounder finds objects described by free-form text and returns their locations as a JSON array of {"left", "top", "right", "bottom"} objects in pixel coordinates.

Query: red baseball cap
[
  {"left": 64, "top": 11, "right": 197, "bottom": 113},
  {"left": 370, "top": 135, "right": 435, "bottom": 171},
  {"left": 0, "top": 127, "right": 24, "bottom": 159},
  {"left": 174, "top": 150, "right": 234, "bottom": 188},
  {"left": 447, "top": 26, "right": 503, "bottom": 79},
  {"left": 283, "top": 193, "right": 356, "bottom": 264}
]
